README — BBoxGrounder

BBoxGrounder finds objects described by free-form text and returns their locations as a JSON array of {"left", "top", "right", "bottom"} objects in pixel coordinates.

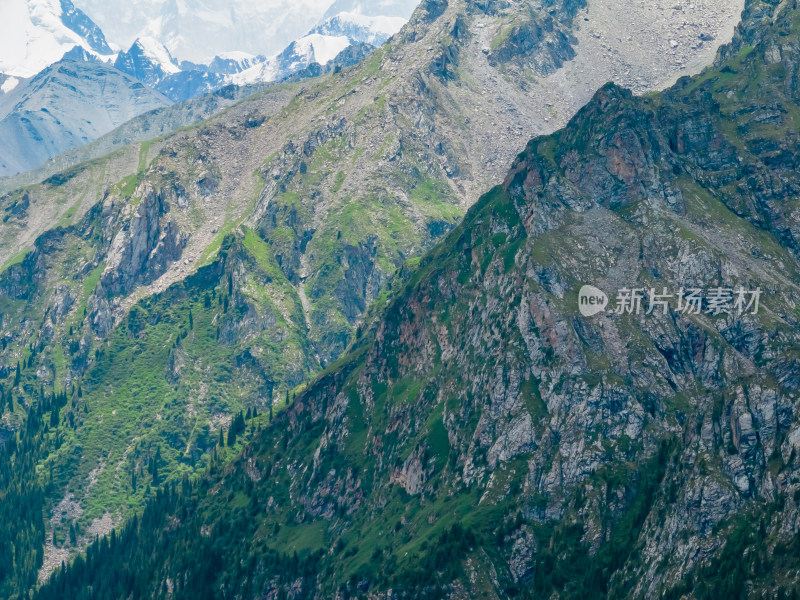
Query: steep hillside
[
  {"left": 30, "top": 1, "right": 800, "bottom": 598},
  {"left": 2, "top": 0, "right": 747, "bottom": 361},
  {"left": 0, "top": 0, "right": 748, "bottom": 593}
]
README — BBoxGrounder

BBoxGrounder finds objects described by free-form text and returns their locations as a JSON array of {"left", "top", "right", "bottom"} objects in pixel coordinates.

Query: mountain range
[
  {"left": 0, "top": 0, "right": 418, "bottom": 177},
  {"left": 0, "top": 58, "right": 171, "bottom": 177},
  {"left": 4, "top": 0, "right": 798, "bottom": 598},
  {"left": 15, "top": 0, "right": 800, "bottom": 597}
]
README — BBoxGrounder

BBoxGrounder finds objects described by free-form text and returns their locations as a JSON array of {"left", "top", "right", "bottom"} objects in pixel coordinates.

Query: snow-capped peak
[
  {"left": 0, "top": 0, "right": 113, "bottom": 78},
  {"left": 131, "top": 37, "right": 181, "bottom": 75},
  {"left": 229, "top": 33, "right": 351, "bottom": 88},
  {"left": 311, "top": 12, "right": 407, "bottom": 46},
  {"left": 113, "top": 36, "right": 181, "bottom": 88}
]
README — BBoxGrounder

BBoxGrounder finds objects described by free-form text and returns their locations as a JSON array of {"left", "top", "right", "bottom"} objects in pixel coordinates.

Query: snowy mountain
[
  {"left": 207, "top": 52, "right": 265, "bottom": 76},
  {"left": 230, "top": 33, "right": 353, "bottom": 87},
  {"left": 0, "top": 0, "right": 113, "bottom": 79},
  {"left": 321, "top": 0, "right": 420, "bottom": 20},
  {"left": 229, "top": 5, "right": 413, "bottom": 89},
  {"left": 73, "top": 0, "right": 336, "bottom": 63},
  {"left": 114, "top": 37, "right": 181, "bottom": 87},
  {"left": 108, "top": 5, "right": 414, "bottom": 101},
  {"left": 310, "top": 12, "right": 407, "bottom": 47}
]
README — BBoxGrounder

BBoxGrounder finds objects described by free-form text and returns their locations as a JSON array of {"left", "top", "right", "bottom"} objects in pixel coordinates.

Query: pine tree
[
  {"left": 13, "top": 362, "right": 20, "bottom": 386},
  {"left": 149, "top": 447, "right": 162, "bottom": 486}
]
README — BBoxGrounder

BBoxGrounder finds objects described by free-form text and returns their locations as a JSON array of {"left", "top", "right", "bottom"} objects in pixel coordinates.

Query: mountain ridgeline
[
  {"left": 24, "top": 0, "right": 800, "bottom": 598},
  {"left": 0, "top": 1, "right": 416, "bottom": 178},
  {"left": 0, "top": 5, "right": 746, "bottom": 583}
]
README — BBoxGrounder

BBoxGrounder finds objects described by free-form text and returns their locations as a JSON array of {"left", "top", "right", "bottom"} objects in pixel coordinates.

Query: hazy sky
[{"left": 73, "top": 0, "right": 418, "bottom": 62}]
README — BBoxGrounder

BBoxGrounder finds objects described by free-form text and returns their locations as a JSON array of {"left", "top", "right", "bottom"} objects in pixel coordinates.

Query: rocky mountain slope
[
  {"left": 0, "top": 0, "right": 748, "bottom": 594},
  {"left": 0, "top": 81, "right": 274, "bottom": 195},
  {"left": 29, "top": 1, "right": 800, "bottom": 598}
]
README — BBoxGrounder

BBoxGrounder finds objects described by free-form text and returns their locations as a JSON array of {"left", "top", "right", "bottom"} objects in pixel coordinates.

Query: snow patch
[
  {"left": 294, "top": 34, "right": 352, "bottom": 66},
  {"left": 1, "top": 77, "right": 20, "bottom": 93},
  {"left": 328, "top": 12, "right": 407, "bottom": 36}
]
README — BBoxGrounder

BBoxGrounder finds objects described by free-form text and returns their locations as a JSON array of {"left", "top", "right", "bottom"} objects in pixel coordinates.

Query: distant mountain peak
[
  {"left": 0, "top": 0, "right": 114, "bottom": 78},
  {"left": 114, "top": 36, "right": 181, "bottom": 88},
  {"left": 321, "top": 0, "right": 421, "bottom": 20},
  {"left": 311, "top": 11, "right": 408, "bottom": 46}
]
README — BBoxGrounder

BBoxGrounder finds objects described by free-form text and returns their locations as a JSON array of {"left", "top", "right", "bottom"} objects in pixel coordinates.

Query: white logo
[{"left": 579, "top": 285, "right": 608, "bottom": 317}]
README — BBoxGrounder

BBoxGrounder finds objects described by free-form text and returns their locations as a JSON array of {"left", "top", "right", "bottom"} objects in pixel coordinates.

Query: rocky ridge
[
  {"left": 28, "top": 1, "right": 800, "bottom": 598},
  {"left": 0, "top": 0, "right": 752, "bottom": 593}
]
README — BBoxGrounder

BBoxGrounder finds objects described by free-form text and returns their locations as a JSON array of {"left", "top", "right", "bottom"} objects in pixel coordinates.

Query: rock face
[
  {"left": 101, "top": 184, "right": 186, "bottom": 298},
  {"left": 30, "top": 2, "right": 800, "bottom": 599}
]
